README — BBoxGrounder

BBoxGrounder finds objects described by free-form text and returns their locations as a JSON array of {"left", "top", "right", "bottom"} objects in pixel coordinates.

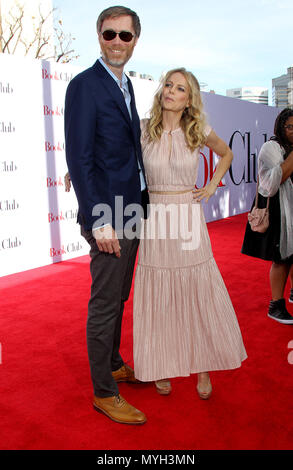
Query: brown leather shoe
[
  {"left": 93, "top": 394, "right": 147, "bottom": 425},
  {"left": 112, "top": 364, "right": 141, "bottom": 383}
]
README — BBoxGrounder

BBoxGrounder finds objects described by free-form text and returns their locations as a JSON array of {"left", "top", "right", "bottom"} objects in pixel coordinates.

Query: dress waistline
[{"left": 149, "top": 189, "right": 192, "bottom": 195}]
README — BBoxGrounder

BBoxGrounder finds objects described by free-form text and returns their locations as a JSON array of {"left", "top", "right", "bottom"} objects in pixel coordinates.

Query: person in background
[
  {"left": 242, "top": 108, "right": 293, "bottom": 324},
  {"left": 133, "top": 68, "right": 247, "bottom": 398},
  {"left": 64, "top": 6, "right": 149, "bottom": 425}
]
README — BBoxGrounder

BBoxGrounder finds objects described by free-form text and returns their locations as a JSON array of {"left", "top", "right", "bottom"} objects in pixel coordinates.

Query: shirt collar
[{"left": 99, "top": 57, "right": 128, "bottom": 90}]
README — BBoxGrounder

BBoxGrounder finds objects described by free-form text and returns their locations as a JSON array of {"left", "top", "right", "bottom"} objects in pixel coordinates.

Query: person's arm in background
[{"left": 280, "top": 150, "right": 293, "bottom": 183}]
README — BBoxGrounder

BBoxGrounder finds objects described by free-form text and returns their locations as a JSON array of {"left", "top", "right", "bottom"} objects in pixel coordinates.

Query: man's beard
[
  {"left": 106, "top": 57, "right": 127, "bottom": 67},
  {"left": 101, "top": 49, "right": 133, "bottom": 69}
]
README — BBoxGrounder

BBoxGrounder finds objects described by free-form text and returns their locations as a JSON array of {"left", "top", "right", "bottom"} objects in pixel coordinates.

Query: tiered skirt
[{"left": 133, "top": 192, "right": 247, "bottom": 381}]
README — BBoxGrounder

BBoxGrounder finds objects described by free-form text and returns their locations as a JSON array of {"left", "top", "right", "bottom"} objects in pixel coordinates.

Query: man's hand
[{"left": 93, "top": 225, "right": 121, "bottom": 258}]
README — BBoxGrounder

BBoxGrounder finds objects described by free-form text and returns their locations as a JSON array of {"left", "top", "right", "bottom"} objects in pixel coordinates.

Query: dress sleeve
[{"left": 258, "top": 141, "right": 283, "bottom": 197}]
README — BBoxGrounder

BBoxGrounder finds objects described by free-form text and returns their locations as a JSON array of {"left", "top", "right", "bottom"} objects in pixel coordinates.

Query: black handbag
[{"left": 241, "top": 190, "right": 281, "bottom": 262}]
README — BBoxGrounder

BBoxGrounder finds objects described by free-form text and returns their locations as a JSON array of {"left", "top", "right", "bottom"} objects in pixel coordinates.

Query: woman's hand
[
  {"left": 193, "top": 130, "right": 233, "bottom": 202},
  {"left": 64, "top": 172, "right": 71, "bottom": 192},
  {"left": 193, "top": 181, "right": 218, "bottom": 203}
]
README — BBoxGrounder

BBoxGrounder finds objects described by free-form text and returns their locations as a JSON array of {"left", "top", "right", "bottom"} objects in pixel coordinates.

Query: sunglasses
[{"left": 101, "top": 30, "right": 134, "bottom": 43}]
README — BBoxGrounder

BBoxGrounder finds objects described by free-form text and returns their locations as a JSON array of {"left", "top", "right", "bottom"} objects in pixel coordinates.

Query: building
[
  {"left": 226, "top": 87, "right": 268, "bottom": 105},
  {"left": 272, "top": 66, "right": 293, "bottom": 109},
  {"left": 128, "top": 71, "right": 154, "bottom": 81}
]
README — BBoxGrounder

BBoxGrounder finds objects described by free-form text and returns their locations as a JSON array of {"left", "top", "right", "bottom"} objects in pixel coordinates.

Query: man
[{"left": 65, "top": 6, "right": 149, "bottom": 425}]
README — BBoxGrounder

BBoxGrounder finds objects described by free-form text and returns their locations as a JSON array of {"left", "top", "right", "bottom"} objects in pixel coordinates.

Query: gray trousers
[{"left": 81, "top": 227, "right": 139, "bottom": 397}]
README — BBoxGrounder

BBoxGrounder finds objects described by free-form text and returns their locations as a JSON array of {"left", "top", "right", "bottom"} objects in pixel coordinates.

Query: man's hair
[{"left": 96, "top": 5, "right": 141, "bottom": 37}]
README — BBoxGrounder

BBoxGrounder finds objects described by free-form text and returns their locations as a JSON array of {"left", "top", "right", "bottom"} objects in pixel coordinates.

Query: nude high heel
[
  {"left": 197, "top": 373, "right": 212, "bottom": 400},
  {"left": 155, "top": 379, "right": 172, "bottom": 395}
]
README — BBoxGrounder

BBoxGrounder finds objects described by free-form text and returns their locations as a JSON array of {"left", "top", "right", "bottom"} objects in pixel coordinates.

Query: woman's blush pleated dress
[{"left": 133, "top": 120, "right": 247, "bottom": 382}]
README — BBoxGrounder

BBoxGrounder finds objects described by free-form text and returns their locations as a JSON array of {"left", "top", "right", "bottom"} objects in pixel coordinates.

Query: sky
[{"left": 52, "top": 0, "right": 293, "bottom": 104}]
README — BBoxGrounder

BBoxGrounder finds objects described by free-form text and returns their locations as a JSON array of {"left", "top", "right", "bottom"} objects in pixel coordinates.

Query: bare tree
[
  {"left": 0, "top": 1, "right": 79, "bottom": 62},
  {"left": 51, "top": 18, "right": 79, "bottom": 63}
]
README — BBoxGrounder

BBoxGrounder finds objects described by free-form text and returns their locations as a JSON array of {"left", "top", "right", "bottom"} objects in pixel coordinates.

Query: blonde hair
[{"left": 146, "top": 68, "right": 207, "bottom": 151}]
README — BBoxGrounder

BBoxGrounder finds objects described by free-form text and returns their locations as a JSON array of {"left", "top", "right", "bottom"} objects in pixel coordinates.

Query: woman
[
  {"left": 133, "top": 68, "right": 247, "bottom": 398},
  {"left": 242, "top": 108, "right": 293, "bottom": 324}
]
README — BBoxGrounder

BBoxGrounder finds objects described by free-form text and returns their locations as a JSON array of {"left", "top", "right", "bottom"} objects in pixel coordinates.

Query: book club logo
[
  {"left": 45, "top": 141, "right": 65, "bottom": 152},
  {"left": 0, "top": 121, "right": 15, "bottom": 133},
  {"left": 50, "top": 241, "right": 83, "bottom": 258},
  {"left": 48, "top": 209, "right": 78, "bottom": 223},
  {"left": 0, "top": 81, "right": 13, "bottom": 94},
  {"left": 0, "top": 199, "right": 19, "bottom": 212},
  {"left": 197, "top": 131, "right": 268, "bottom": 190},
  {"left": 43, "top": 105, "right": 64, "bottom": 117},
  {"left": 42, "top": 67, "right": 73, "bottom": 83},
  {"left": 47, "top": 176, "right": 64, "bottom": 188},
  {"left": 1, "top": 161, "right": 18, "bottom": 173},
  {"left": 0, "top": 236, "right": 22, "bottom": 251}
]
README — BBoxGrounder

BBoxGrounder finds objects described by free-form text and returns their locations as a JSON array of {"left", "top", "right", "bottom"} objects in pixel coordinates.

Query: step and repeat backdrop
[{"left": 0, "top": 54, "right": 279, "bottom": 277}]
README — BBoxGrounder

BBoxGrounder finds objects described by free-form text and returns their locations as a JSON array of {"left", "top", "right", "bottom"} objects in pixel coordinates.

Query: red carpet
[{"left": 1, "top": 213, "right": 293, "bottom": 450}]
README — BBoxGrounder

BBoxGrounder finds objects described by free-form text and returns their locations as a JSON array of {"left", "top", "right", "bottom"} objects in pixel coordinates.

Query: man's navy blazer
[{"left": 65, "top": 59, "right": 148, "bottom": 232}]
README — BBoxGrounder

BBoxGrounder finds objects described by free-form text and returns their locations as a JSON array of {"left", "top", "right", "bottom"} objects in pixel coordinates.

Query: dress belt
[{"left": 149, "top": 189, "right": 193, "bottom": 195}]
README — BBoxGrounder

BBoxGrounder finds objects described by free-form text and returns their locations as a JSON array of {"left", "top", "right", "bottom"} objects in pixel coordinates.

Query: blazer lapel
[
  {"left": 93, "top": 60, "right": 132, "bottom": 126},
  {"left": 128, "top": 77, "right": 140, "bottom": 127}
]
